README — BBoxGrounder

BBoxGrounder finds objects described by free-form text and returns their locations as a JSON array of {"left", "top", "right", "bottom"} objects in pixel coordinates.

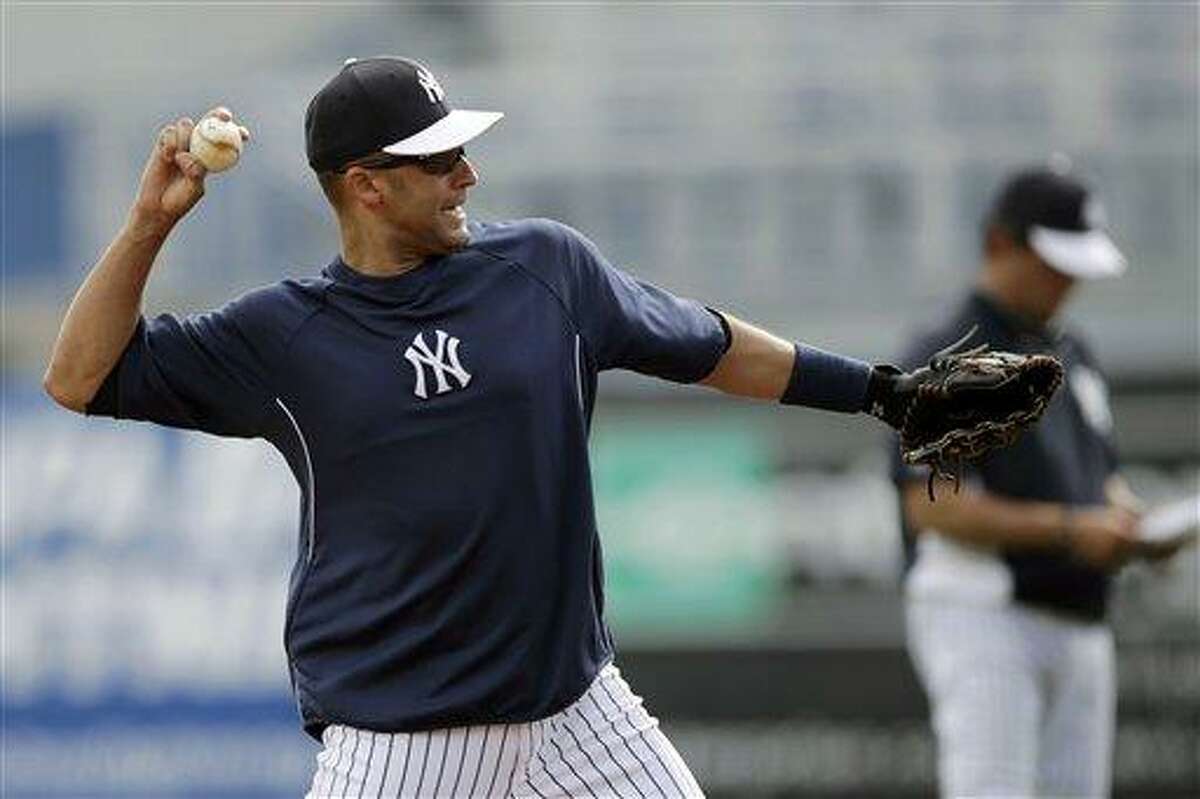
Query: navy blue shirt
[
  {"left": 88, "top": 218, "right": 727, "bottom": 737},
  {"left": 890, "top": 291, "right": 1120, "bottom": 621}
]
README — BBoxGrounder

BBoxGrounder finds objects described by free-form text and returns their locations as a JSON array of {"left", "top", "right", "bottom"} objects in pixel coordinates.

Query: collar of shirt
[{"left": 322, "top": 253, "right": 456, "bottom": 307}]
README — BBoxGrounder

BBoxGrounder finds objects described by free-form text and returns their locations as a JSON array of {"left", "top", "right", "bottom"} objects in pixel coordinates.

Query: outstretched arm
[{"left": 43, "top": 108, "right": 247, "bottom": 412}]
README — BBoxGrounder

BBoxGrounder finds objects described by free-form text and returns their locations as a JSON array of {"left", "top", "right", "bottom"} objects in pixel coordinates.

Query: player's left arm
[{"left": 545, "top": 223, "right": 899, "bottom": 422}]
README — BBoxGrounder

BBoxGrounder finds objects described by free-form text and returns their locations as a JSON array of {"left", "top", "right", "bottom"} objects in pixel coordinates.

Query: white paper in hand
[{"left": 1135, "top": 494, "right": 1200, "bottom": 558}]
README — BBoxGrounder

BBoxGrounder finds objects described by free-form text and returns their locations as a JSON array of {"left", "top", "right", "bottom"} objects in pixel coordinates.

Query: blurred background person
[{"left": 894, "top": 163, "right": 1190, "bottom": 799}]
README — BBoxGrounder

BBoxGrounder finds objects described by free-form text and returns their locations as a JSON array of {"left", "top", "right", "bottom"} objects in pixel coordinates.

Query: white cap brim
[
  {"left": 381, "top": 109, "right": 504, "bottom": 156},
  {"left": 1028, "top": 225, "right": 1127, "bottom": 279}
]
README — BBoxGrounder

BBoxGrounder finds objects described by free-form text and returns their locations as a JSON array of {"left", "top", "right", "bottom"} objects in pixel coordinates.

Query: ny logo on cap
[
  {"left": 415, "top": 65, "right": 445, "bottom": 104},
  {"left": 404, "top": 330, "right": 471, "bottom": 399}
]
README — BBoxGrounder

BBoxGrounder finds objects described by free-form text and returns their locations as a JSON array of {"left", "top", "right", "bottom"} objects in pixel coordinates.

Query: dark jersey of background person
[
  {"left": 86, "top": 218, "right": 727, "bottom": 739},
  {"left": 890, "top": 291, "right": 1120, "bottom": 621}
]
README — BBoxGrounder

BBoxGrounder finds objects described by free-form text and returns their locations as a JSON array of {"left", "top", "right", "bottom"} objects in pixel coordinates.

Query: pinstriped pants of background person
[
  {"left": 906, "top": 600, "right": 1115, "bottom": 798},
  {"left": 305, "top": 664, "right": 704, "bottom": 798}
]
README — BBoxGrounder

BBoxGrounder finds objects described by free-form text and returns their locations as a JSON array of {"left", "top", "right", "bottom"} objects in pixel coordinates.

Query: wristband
[{"left": 780, "top": 343, "right": 872, "bottom": 413}]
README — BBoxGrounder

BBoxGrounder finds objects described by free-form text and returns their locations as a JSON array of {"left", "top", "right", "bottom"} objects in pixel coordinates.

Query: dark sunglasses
[{"left": 336, "top": 147, "right": 466, "bottom": 176}]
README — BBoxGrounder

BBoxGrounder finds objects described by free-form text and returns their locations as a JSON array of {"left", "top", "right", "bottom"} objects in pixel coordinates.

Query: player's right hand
[
  {"left": 1064, "top": 506, "right": 1140, "bottom": 571},
  {"left": 128, "top": 107, "right": 248, "bottom": 235}
]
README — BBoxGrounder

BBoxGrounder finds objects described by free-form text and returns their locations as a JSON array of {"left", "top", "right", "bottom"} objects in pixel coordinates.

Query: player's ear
[{"left": 343, "top": 167, "right": 385, "bottom": 209}]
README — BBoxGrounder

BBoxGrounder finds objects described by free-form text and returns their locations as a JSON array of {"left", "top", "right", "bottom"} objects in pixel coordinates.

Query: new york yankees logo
[
  {"left": 415, "top": 65, "right": 445, "bottom": 104},
  {"left": 404, "top": 330, "right": 471, "bottom": 399}
]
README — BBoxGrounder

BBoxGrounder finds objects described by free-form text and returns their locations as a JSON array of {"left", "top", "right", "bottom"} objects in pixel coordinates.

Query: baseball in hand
[{"left": 189, "top": 116, "right": 244, "bottom": 173}]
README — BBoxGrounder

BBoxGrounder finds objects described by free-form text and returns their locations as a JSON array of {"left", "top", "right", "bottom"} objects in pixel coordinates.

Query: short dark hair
[{"left": 317, "top": 170, "right": 343, "bottom": 208}]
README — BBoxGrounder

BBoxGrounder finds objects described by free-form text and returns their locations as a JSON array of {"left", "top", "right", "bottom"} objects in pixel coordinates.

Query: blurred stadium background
[{"left": 3, "top": 4, "right": 1197, "bottom": 797}]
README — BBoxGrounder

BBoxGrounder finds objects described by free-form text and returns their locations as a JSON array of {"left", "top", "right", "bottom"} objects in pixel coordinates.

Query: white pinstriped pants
[
  {"left": 305, "top": 664, "right": 704, "bottom": 798},
  {"left": 906, "top": 600, "right": 1115, "bottom": 798}
]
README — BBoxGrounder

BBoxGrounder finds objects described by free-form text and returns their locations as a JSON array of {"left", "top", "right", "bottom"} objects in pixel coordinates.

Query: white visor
[
  {"left": 1028, "top": 225, "right": 1127, "bottom": 280},
  {"left": 382, "top": 109, "right": 504, "bottom": 156}
]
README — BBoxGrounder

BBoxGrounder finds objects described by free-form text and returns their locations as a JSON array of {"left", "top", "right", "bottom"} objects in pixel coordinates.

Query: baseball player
[
  {"left": 47, "top": 56, "right": 929, "bottom": 798},
  {"left": 892, "top": 164, "right": 1174, "bottom": 798}
]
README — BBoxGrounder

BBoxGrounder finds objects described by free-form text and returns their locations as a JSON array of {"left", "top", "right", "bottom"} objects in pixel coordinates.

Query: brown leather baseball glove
[{"left": 869, "top": 327, "right": 1064, "bottom": 499}]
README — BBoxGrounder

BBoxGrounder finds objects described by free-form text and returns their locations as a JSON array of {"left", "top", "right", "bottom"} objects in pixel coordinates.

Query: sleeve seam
[
  {"left": 472, "top": 243, "right": 600, "bottom": 364},
  {"left": 249, "top": 288, "right": 328, "bottom": 435},
  {"left": 281, "top": 302, "right": 328, "bottom": 362}
]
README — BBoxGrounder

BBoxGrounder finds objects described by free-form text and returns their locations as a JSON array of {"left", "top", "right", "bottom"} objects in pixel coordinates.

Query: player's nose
[{"left": 453, "top": 155, "right": 478, "bottom": 189}]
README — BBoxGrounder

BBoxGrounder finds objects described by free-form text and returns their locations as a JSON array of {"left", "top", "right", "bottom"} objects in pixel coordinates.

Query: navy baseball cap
[
  {"left": 305, "top": 57, "right": 503, "bottom": 173},
  {"left": 988, "top": 162, "right": 1126, "bottom": 279}
]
